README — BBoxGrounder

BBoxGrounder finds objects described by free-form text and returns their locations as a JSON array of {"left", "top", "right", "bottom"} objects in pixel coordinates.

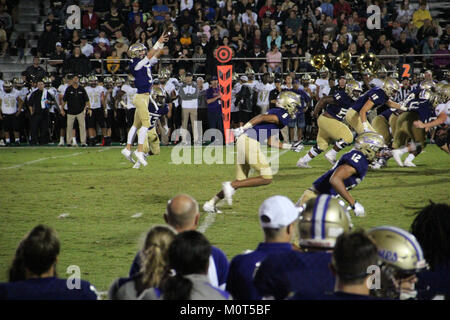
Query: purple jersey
[
  {"left": 380, "top": 108, "right": 394, "bottom": 120},
  {"left": 0, "top": 277, "right": 98, "bottom": 300},
  {"left": 406, "top": 98, "right": 436, "bottom": 123},
  {"left": 417, "top": 263, "right": 450, "bottom": 300},
  {"left": 245, "top": 107, "right": 290, "bottom": 142},
  {"left": 351, "top": 87, "right": 389, "bottom": 112},
  {"left": 290, "top": 291, "right": 378, "bottom": 300},
  {"left": 313, "top": 150, "right": 369, "bottom": 196},
  {"left": 253, "top": 251, "right": 334, "bottom": 300},
  {"left": 326, "top": 90, "right": 354, "bottom": 121},
  {"left": 130, "top": 57, "right": 154, "bottom": 94},
  {"left": 148, "top": 102, "right": 169, "bottom": 129},
  {"left": 226, "top": 242, "right": 293, "bottom": 300}
]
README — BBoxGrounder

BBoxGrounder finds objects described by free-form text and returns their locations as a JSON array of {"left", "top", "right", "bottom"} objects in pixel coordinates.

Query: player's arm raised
[
  {"left": 313, "top": 95, "right": 333, "bottom": 118},
  {"left": 147, "top": 32, "right": 169, "bottom": 60}
]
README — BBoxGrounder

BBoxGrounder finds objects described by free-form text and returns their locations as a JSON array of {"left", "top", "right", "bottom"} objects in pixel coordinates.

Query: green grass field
[{"left": 0, "top": 145, "right": 449, "bottom": 292}]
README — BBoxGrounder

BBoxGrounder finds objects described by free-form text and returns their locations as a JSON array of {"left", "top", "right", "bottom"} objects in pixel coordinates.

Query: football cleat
[
  {"left": 121, "top": 148, "right": 136, "bottom": 164},
  {"left": 132, "top": 161, "right": 141, "bottom": 169},
  {"left": 391, "top": 149, "right": 404, "bottom": 167},
  {"left": 324, "top": 152, "right": 336, "bottom": 165},
  {"left": 133, "top": 150, "right": 148, "bottom": 166},
  {"left": 296, "top": 160, "right": 311, "bottom": 168},
  {"left": 203, "top": 201, "right": 222, "bottom": 214},
  {"left": 404, "top": 158, "right": 416, "bottom": 167},
  {"left": 222, "top": 181, "right": 235, "bottom": 205}
]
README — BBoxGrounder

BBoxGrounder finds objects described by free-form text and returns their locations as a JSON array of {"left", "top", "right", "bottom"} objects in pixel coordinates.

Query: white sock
[
  {"left": 59, "top": 136, "right": 64, "bottom": 143},
  {"left": 398, "top": 147, "right": 408, "bottom": 155},
  {"left": 127, "top": 126, "right": 138, "bottom": 145},
  {"left": 137, "top": 127, "right": 148, "bottom": 145},
  {"left": 301, "top": 154, "right": 313, "bottom": 163},
  {"left": 405, "top": 153, "right": 415, "bottom": 162},
  {"left": 210, "top": 195, "right": 220, "bottom": 205},
  {"left": 72, "top": 137, "right": 77, "bottom": 144},
  {"left": 15, "top": 138, "right": 19, "bottom": 142},
  {"left": 6, "top": 138, "right": 10, "bottom": 143},
  {"left": 326, "top": 149, "right": 337, "bottom": 158}
]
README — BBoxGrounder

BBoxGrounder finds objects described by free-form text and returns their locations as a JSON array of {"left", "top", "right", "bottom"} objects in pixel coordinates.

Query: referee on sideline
[{"left": 62, "top": 74, "right": 90, "bottom": 147}]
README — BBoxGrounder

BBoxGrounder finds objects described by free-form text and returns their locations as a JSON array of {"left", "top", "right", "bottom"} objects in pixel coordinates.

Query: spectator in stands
[
  {"left": 226, "top": 195, "right": 298, "bottom": 300},
  {"left": 284, "top": 10, "right": 302, "bottom": 34},
  {"left": 0, "top": 4, "right": 12, "bottom": 33},
  {"left": 266, "top": 45, "right": 282, "bottom": 73},
  {"left": 64, "top": 47, "right": 91, "bottom": 77},
  {"left": 241, "top": 5, "right": 259, "bottom": 31},
  {"left": 411, "top": 202, "right": 450, "bottom": 300},
  {"left": 333, "top": 0, "right": 352, "bottom": 18},
  {"left": 433, "top": 41, "right": 450, "bottom": 69},
  {"left": 108, "top": 225, "right": 177, "bottom": 300},
  {"left": 267, "top": 29, "right": 282, "bottom": 51},
  {"left": 417, "top": 19, "right": 438, "bottom": 43},
  {"left": 139, "top": 230, "right": 232, "bottom": 300},
  {"left": 320, "top": 0, "right": 334, "bottom": 18},
  {"left": 180, "top": 0, "right": 194, "bottom": 12},
  {"left": 25, "top": 57, "right": 47, "bottom": 82},
  {"left": 38, "top": 22, "right": 58, "bottom": 58},
  {"left": 80, "top": 35, "right": 94, "bottom": 58},
  {"left": 82, "top": 4, "right": 100, "bottom": 39},
  {"left": 179, "top": 72, "right": 200, "bottom": 145},
  {"left": 316, "top": 33, "right": 332, "bottom": 55},
  {"left": 113, "top": 30, "right": 129, "bottom": 58},
  {"left": 13, "top": 33, "right": 26, "bottom": 63},
  {"left": 103, "top": 5, "right": 125, "bottom": 37},
  {"left": 192, "top": 46, "right": 206, "bottom": 75},
  {"left": 49, "top": 42, "right": 67, "bottom": 75},
  {"left": 94, "top": 30, "right": 110, "bottom": 47},
  {"left": 65, "top": 29, "right": 81, "bottom": 53},
  {"left": 106, "top": 49, "right": 121, "bottom": 75},
  {"left": 94, "top": 38, "right": 111, "bottom": 59},
  {"left": 93, "top": 0, "right": 110, "bottom": 17},
  {"left": 128, "top": 194, "right": 229, "bottom": 290},
  {"left": 379, "top": 39, "right": 399, "bottom": 69},
  {"left": 129, "top": 13, "right": 146, "bottom": 42},
  {"left": 153, "top": 0, "right": 169, "bottom": 23},
  {"left": 412, "top": 0, "right": 432, "bottom": 29},
  {"left": 0, "top": 21, "right": 7, "bottom": 57},
  {"left": 44, "top": 12, "right": 59, "bottom": 34},
  {"left": 396, "top": 0, "right": 415, "bottom": 26},
  {"left": 422, "top": 36, "right": 437, "bottom": 66},
  {"left": 0, "top": 225, "right": 98, "bottom": 300}
]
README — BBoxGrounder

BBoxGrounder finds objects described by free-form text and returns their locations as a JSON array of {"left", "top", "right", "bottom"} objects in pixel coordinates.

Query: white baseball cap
[{"left": 259, "top": 196, "right": 299, "bottom": 229}]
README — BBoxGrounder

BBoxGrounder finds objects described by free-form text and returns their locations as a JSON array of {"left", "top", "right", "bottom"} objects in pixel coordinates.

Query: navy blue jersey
[
  {"left": 129, "top": 245, "right": 229, "bottom": 289},
  {"left": 226, "top": 242, "right": 293, "bottom": 300},
  {"left": 148, "top": 102, "right": 169, "bottom": 129},
  {"left": 351, "top": 87, "right": 389, "bottom": 112},
  {"left": 290, "top": 290, "right": 378, "bottom": 300},
  {"left": 379, "top": 108, "right": 394, "bottom": 120},
  {"left": 326, "top": 90, "right": 354, "bottom": 121},
  {"left": 130, "top": 57, "right": 156, "bottom": 94},
  {"left": 253, "top": 251, "right": 334, "bottom": 300},
  {"left": 406, "top": 98, "right": 436, "bottom": 123},
  {"left": 416, "top": 262, "right": 450, "bottom": 300},
  {"left": 0, "top": 277, "right": 98, "bottom": 300},
  {"left": 313, "top": 149, "right": 369, "bottom": 196},
  {"left": 245, "top": 107, "right": 290, "bottom": 142}
]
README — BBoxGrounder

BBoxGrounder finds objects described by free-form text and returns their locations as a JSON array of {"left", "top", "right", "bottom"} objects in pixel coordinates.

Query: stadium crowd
[
  {"left": 1, "top": 195, "right": 449, "bottom": 300},
  {"left": 0, "top": 0, "right": 449, "bottom": 146}
]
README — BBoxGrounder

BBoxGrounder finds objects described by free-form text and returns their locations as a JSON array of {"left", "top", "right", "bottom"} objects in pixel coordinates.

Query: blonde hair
[{"left": 140, "top": 225, "right": 177, "bottom": 289}]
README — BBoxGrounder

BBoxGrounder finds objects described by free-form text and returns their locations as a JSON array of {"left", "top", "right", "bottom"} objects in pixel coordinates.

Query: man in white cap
[{"left": 226, "top": 195, "right": 298, "bottom": 300}]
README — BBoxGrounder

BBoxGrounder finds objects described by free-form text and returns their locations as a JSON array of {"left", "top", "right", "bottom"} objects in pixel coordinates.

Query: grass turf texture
[{"left": 0, "top": 145, "right": 449, "bottom": 292}]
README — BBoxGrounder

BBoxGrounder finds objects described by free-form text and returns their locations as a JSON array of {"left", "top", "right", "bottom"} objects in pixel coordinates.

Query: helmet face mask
[
  {"left": 128, "top": 43, "right": 148, "bottom": 59},
  {"left": 354, "top": 132, "right": 386, "bottom": 162},
  {"left": 276, "top": 91, "right": 301, "bottom": 119},
  {"left": 345, "top": 80, "right": 362, "bottom": 99},
  {"left": 3, "top": 81, "right": 12, "bottom": 93},
  {"left": 383, "top": 77, "right": 400, "bottom": 99},
  {"left": 151, "top": 87, "right": 167, "bottom": 106}
]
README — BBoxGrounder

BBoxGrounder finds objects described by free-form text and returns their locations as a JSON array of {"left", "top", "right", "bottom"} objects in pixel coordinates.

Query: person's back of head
[
  {"left": 410, "top": 202, "right": 450, "bottom": 270},
  {"left": 332, "top": 230, "right": 378, "bottom": 294},
  {"left": 21, "top": 225, "right": 60, "bottom": 278},
  {"left": 164, "top": 194, "right": 199, "bottom": 232},
  {"left": 162, "top": 230, "right": 211, "bottom": 300},
  {"left": 140, "top": 225, "right": 177, "bottom": 290}
]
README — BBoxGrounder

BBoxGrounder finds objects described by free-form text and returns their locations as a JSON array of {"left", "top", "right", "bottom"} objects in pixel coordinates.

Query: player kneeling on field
[
  {"left": 132, "top": 87, "right": 171, "bottom": 169},
  {"left": 296, "top": 132, "right": 388, "bottom": 217},
  {"left": 203, "top": 91, "right": 304, "bottom": 213}
]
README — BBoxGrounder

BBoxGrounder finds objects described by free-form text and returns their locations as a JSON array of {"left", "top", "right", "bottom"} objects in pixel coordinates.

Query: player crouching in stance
[
  {"left": 390, "top": 87, "right": 443, "bottom": 167},
  {"left": 121, "top": 32, "right": 168, "bottom": 166},
  {"left": 203, "top": 91, "right": 304, "bottom": 213},
  {"left": 296, "top": 132, "right": 387, "bottom": 217},
  {"left": 297, "top": 80, "right": 362, "bottom": 168},
  {"left": 368, "top": 226, "right": 428, "bottom": 300},
  {"left": 132, "top": 87, "right": 171, "bottom": 169}
]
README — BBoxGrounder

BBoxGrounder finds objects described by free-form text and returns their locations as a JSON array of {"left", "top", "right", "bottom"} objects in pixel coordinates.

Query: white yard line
[{"left": 1, "top": 152, "right": 83, "bottom": 170}]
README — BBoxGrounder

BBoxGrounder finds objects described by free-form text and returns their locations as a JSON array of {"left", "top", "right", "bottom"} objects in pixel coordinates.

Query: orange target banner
[{"left": 217, "top": 65, "right": 233, "bottom": 144}]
